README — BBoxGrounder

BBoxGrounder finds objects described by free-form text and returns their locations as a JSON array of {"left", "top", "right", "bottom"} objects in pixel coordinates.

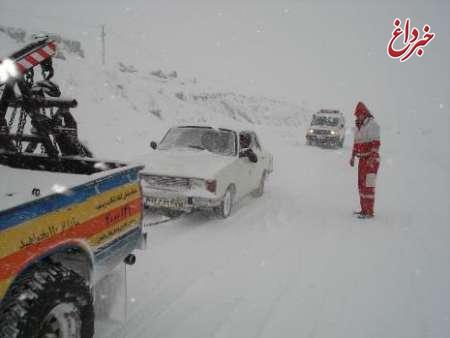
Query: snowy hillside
[
  {"left": 1, "top": 2, "right": 450, "bottom": 338},
  {"left": 0, "top": 27, "right": 310, "bottom": 161}
]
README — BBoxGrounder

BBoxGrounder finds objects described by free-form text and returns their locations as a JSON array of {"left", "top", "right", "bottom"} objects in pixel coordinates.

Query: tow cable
[{"left": 143, "top": 209, "right": 187, "bottom": 227}]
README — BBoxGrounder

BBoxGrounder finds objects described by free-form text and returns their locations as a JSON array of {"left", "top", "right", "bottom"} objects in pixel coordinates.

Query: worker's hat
[{"left": 354, "top": 101, "right": 370, "bottom": 118}]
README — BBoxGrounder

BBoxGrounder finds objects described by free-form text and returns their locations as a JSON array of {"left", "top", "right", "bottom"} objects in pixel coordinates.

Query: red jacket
[{"left": 352, "top": 117, "right": 380, "bottom": 159}]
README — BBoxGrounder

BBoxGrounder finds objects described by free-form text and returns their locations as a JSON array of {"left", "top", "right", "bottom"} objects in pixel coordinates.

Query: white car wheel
[{"left": 216, "top": 187, "right": 233, "bottom": 218}]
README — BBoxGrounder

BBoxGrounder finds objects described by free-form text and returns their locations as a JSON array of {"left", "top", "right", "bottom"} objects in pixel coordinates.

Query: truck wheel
[
  {"left": 0, "top": 263, "right": 94, "bottom": 338},
  {"left": 251, "top": 172, "right": 266, "bottom": 198},
  {"left": 215, "top": 187, "right": 233, "bottom": 219}
]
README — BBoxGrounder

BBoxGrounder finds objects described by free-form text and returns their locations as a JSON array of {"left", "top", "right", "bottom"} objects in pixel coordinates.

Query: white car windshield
[
  {"left": 158, "top": 127, "right": 236, "bottom": 156},
  {"left": 311, "top": 116, "right": 340, "bottom": 127}
]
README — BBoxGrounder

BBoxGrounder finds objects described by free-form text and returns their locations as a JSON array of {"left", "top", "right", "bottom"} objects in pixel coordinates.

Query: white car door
[
  {"left": 250, "top": 132, "right": 267, "bottom": 187},
  {"left": 235, "top": 132, "right": 257, "bottom": 197},
  {"left": 233, "top": 154, "right": 252, "bottom": 198}
]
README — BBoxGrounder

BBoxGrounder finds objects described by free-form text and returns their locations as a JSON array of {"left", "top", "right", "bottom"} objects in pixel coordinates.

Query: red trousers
[{"left": 358, "top": 157, "right": 379, "bottom": 215}]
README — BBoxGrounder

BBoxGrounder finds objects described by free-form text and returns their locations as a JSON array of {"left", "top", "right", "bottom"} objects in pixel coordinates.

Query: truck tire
[{"left": 0, "top": 263, "right": 94, "bottom": 338}]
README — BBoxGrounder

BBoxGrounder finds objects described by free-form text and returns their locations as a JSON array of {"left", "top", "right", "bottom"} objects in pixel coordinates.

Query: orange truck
[{"left": 0, "top": 160, "right": 146, "bottom": 338}]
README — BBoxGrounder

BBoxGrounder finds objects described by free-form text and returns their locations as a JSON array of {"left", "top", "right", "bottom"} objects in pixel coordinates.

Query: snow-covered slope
[{"left": 0, "top": 26, "right": 311, "bottom": 162}]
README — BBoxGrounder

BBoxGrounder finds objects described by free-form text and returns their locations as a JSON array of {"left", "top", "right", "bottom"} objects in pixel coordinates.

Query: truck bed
[
  {"left": 0, "top": 152, "right": 132, "bottom": 212},
  {"left": 0, "top": 165, "right": 89, "bottom": 212}
]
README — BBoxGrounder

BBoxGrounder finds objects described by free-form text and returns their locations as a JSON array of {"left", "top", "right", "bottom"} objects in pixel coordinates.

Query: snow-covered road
[{"left": 99, "top": 131, "right": 450, "bottom": 338}]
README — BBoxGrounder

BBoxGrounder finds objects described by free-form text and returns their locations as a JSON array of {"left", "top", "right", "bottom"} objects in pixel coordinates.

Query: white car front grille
[{"left": 142, "top": 175, "right": 190, "bottom": 190}]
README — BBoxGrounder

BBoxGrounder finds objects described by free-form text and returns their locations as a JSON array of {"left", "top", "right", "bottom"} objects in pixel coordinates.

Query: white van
[{"left": 306, "top": 109, "right": 346, "bottom": 148}]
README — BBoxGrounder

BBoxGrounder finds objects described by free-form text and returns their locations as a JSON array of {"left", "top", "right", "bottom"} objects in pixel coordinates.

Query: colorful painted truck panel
[{"left": 0, "top": 164, "right": 145, "bottom": 303}]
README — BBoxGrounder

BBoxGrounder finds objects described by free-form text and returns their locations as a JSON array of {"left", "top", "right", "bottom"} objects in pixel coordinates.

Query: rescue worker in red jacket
[{"left": 349, "top": 102, "right": 380, "bottom": 218}]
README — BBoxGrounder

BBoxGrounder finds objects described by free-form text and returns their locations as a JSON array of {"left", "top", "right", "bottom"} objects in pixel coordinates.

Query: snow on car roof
[
  {"left": 313, "top": 110, "right": 344, "bottom": 120},
  {"left": 313, "top": 114, "right": 343, "bottom": 119},
  {"left": 317, "top": 109, "right": 342, "bottom": 114}
]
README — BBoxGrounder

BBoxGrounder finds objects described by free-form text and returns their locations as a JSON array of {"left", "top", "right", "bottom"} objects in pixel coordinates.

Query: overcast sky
[{"left": 1, "top": 0, "right": 449, "bottom": 119}]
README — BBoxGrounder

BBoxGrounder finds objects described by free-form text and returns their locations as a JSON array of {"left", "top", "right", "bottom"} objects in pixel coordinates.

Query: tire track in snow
[{"left": 108, "top": 193, "right": 287, "bottom": 337}]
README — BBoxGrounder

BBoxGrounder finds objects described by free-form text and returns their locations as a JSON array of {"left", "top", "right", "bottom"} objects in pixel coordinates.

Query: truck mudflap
[
  {"left": 92, "top": 227, "right": 146, "bottom": 283},
  {"left": 0, "top": 165, "right": 144, "bottom": 302}
]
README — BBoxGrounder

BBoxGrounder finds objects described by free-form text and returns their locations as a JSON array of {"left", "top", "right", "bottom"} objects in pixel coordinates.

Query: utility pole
[{"left": 101, "top": 25, "right": 106, "bottom": 65}]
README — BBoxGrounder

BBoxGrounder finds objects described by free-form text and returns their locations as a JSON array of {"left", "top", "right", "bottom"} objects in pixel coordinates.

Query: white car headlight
[
  {"left": 0, "top": 59, "right": 19, "bottom": 83},
  {"left": 308, "top": 129, "right": 314, "bottom": 134},
  {"left": 330, "top": 130, "right": 336, "bottom": 135},
  {"left": 190, "top": 178, "right": 217, "bottom": 193},
  {"left": 190, "top": 178, "right": 206, "bottom": 190}
]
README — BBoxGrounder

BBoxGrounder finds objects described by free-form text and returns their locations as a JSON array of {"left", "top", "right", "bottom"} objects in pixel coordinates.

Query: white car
[{"left": 139, "top": 125, "right": 273, "bottom": 218}]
